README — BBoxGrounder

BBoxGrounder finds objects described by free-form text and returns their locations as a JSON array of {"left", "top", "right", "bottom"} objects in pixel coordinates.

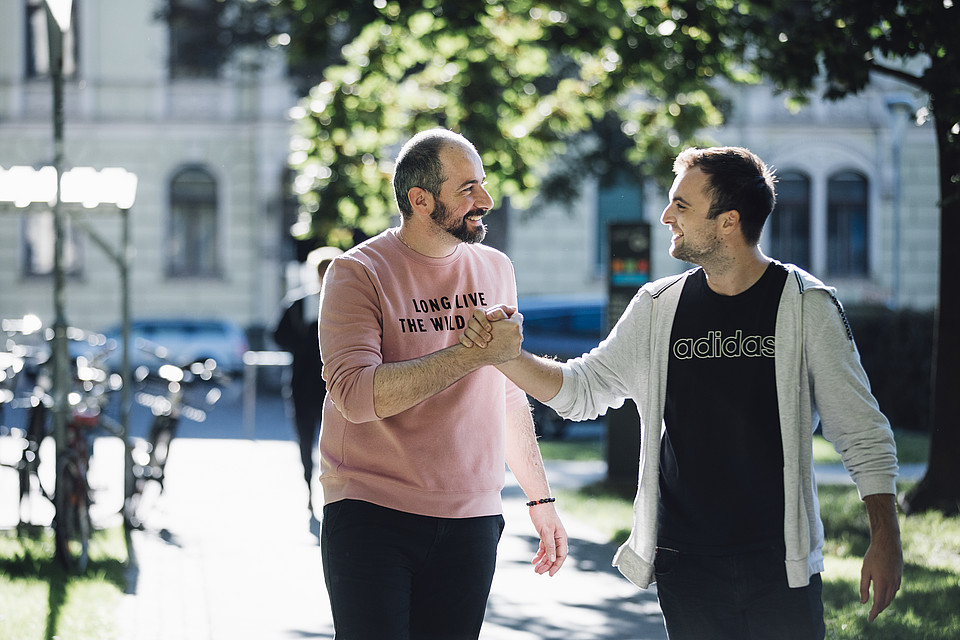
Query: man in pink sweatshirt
[{"left": 318, "top": 128, "right": 567, "bottom": 639}]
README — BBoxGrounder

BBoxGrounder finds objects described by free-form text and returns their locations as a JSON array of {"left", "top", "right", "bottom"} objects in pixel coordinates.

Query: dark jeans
[
  {"left": 654, "top": 546, "right": 826, "bottom": 640},
  {"left": 321, "top": 499, "right": 505, "bottom": 640}
]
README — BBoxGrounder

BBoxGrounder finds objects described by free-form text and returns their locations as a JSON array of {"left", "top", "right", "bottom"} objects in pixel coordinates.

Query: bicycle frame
[{"left": 125, "top": 348, "right": 226, "bottom": 529}]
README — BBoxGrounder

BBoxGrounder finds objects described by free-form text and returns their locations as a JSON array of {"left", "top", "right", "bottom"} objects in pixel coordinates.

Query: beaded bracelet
[{"left": 525, "top": 497, "right": 556, "bottom": 507}]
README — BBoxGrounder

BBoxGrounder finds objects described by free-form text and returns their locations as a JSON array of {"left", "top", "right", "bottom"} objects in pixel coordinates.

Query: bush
[{"left": 845, "top": 306, "right": 934, "bottom": 433}]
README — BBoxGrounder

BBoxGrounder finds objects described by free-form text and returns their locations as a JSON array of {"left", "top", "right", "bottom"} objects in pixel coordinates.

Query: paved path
[{"left": 114, "top": 439, "right": 665, "bottom": 640}]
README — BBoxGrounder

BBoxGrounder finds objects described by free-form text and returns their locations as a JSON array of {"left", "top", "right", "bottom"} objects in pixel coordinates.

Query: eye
[{"left": 463, "top": 180, "right": 486, "bottom": 195}]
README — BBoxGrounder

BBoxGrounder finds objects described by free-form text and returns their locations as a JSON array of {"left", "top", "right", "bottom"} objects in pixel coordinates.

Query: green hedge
[{"left": 845, "top": 305, "right": 934, "bottom": 433}]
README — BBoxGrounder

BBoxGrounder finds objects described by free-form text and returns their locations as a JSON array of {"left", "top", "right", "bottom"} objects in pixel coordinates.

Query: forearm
[
  {"left": 504, "top": 403, "right": 552, "bottom": 499},
  {"left": 864, "top": 493, "right": 901, "bottom": 548},
  {"left": 504, "top": 402, "right": 568, "bottom": 576},
  {"left": 373, "top": 343, "right": 496, "bottom": 418},
  {"left": 861, "top": 492, "right": 903, "bottom": 621},
  {"left": 497, "top": 351, "right": 563, "bottom": 404}
]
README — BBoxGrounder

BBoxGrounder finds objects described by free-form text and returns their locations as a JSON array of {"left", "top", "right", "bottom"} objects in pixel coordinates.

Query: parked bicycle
[
  {"left": 0, "top": 316, "right": 121, "bottom": 572},
  {"left": 1, "top": 315, "right": 51, "bottom": 528},
  {"left": 124, "top": 339, "right": 227, "bottom": 529},
  {"left": 54, "top": 341, "right": 122, "bottom": 572}
]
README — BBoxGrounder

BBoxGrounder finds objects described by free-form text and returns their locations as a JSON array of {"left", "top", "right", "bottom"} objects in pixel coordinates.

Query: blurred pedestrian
[
  {"left": 273, "top": 245, "right": 341, "bottom": 512},
  {"left": 318, "top": 128, "right": 567, "bottom": 639},
  {"left": 463, "top": 146, "right": 902, "bottom": 640}
]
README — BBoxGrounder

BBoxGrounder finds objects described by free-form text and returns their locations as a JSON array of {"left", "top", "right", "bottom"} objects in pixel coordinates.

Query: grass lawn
[
  {"left": 818, "top": 483, "right": 960, "bottom": 639},
  {"left": 546, "top": 428, "right": 960, "bottom": 638},
  {"left": 537, "top": 436, "right": 605, "bottom": 461},
  {"left": 0, "top": 525, "right": 127, "bottom": 640},
  {"left": 813, "top": 430, "right": 931, "bottom": 465},
  {"left": 544, "top": 429, "right": 930, "bottom": 465}
]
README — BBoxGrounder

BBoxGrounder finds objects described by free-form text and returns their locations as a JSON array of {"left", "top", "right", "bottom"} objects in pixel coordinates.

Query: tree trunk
[{"left": 901, "top": 79, "right": 960, "bottom": 517}]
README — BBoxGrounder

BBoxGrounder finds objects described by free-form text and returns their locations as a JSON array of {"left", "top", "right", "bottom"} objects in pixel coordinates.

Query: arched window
[
  {"left": 167, "top": 0, "right": 225, "bottom": 78},
  {"left": 768, "top": 171, "right": 811, "bottom": 271},
  {"left": 26, "top": 0, "right": 78, "bottom": 79},
  {"left": 22, "top": 210, "right": 83, "bottom": 277},
  {"left": 827, "top": 171, "right": 869, "bottom": 277},
  {"left": 167, "top": 167, "right": 219, "bottom": 277}
]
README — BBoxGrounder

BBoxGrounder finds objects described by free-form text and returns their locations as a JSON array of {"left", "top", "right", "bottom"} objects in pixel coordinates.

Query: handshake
[
  {"left": 459, "top": 305, "right": 564, "bottom": 407},
  {"left": 458, "top": 305, "right": 524, "bottom": 365}
]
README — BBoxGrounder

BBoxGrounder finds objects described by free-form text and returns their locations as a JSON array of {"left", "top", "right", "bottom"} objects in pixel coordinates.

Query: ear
[
  {"left": 407, "top": 187, "right": 435, "bottom": 216},
  {"left": 719, "top": 209, "right": 740, "bottom": 236}
]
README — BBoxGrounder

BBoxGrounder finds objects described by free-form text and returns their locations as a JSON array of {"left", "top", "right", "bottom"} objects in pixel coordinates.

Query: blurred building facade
[
  {"left": 0, "top": 0, "right": 296, "bottom": 337},
  {"left": 510, "top": 74, "right": 939, "bottom": 311},
  {"left": 0, "top": 1, "right": 940, "bottom": 345}
]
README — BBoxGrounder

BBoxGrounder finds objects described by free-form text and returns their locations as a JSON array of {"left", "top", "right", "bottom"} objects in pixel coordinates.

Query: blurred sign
[
  {"left": 605, "top": 222, "right": 650, "bottom": 482},
  {"left": 606, "top": 222, "right": 651, "bottom": 332}
]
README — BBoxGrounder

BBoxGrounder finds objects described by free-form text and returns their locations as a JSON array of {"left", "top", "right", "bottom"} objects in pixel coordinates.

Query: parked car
[
  {"left": 517, "top": 296, "right": 606, "bottom": 439},
  {"left": 101, "top": 318, "right": 250, "bottom": 375}
]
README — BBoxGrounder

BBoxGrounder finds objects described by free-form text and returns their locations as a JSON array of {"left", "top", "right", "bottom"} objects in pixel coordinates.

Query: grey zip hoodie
[{"left": 547, "top": 263, "right": 899, "bottom": 589}]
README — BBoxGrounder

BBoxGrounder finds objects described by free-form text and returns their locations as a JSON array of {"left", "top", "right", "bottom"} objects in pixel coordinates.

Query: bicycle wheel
[{"left": 55, "top": 463, "right": 91, "bottom": 573}]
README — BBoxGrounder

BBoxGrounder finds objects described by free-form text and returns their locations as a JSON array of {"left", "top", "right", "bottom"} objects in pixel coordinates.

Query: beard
[
  {"left": 670, "top": 230, "right": 722, "bottom": 266},
  {"left": 431, "top": 198, "right": 487, "bottom": 244}
]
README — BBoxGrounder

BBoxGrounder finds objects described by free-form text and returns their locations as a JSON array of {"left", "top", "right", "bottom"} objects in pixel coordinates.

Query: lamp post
[{"left": 45, "top": 0, "right": 73, "bottom": 550}]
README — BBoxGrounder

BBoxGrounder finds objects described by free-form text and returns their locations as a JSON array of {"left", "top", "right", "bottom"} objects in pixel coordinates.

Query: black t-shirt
[{"left": 658, "top": 262, "right": 789, "bottom": 554}]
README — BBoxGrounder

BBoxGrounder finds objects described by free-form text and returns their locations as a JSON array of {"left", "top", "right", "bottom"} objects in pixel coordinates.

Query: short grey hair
[{"left": 392, "top": 129, "right": 477, "bottom": 218}]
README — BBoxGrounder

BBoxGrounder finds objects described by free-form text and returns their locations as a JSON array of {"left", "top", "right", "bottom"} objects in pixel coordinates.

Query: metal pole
[
  {"left": 243, "top": 359, "right": 257, "bottom": 440},
  {"left": 120, "top": 206, "right": 134, "bottom": 525},
  {"left": 46, "top": 3, "right": 71, "bottom": 518}
]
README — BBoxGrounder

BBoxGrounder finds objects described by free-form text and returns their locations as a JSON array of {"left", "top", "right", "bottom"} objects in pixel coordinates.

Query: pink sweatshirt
[{"left": 318, "top": 228, "right": 528, "bottom": 518}]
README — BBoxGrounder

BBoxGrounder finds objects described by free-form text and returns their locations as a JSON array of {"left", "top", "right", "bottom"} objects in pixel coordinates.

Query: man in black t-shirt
[
  {"left": 648, "top": 148, "right": 899, "bottom": 639},
  {"left": 659, "top": 263, "right": 788, "bottom": 555},
  {"left": 461, "top": 146, "right": 903, "bottom": 640}
]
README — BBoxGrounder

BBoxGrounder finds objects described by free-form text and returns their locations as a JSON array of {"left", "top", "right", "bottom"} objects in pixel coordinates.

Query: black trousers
[
  {"left": 654, "top": 545, "right": 825, "bottom": 640},
  {"left": 321, "top": 499, "right": 504, "bottom": 640}
]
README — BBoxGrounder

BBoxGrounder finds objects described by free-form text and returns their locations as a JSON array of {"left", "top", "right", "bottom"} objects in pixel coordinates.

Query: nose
[
  {"left": 478, "top": 185, "right": 495, "bottom": 211},
  {"left": 660, "top": 204, "right": 673, "bottom": 226}
]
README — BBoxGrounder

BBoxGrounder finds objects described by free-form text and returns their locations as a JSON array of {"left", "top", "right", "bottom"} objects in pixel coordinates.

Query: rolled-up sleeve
[
  {"left": 319, "top": 257, "right": 384, "bottom": 424},
  {"left": 548, "top": 292, "right": 651, "bottom": 422}
]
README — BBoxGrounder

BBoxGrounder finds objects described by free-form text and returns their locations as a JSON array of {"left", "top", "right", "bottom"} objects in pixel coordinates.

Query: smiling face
[
  {"left": 429, "top": 143, "right": 494, "bottom": 244},
  {"left": 660, "top": 167, "right": 724, "bottom": 265}
]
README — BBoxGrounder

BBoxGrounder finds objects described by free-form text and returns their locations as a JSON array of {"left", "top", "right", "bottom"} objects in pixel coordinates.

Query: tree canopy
[
  {"left": 271, "top": 0, "right": 743, "bottom": 245},
  {"left": 253, "top": 0, "right": 957, "bottom": 246},
  {"left": 216, "top": 0, "right": 959, "bottom": 514}
]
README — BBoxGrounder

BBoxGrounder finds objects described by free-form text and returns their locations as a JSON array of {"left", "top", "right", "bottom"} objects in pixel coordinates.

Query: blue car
[
  {"left": 100, "top": 318, "right": 249, "bottom": 375},
  {"left": 517, "top": 296, "right": 606, "bottom": 438}
]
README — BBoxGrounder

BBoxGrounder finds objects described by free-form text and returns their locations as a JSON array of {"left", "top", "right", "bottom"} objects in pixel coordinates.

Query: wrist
[{"left": 526, "top": 497, "right": 556, "bottom": 508}]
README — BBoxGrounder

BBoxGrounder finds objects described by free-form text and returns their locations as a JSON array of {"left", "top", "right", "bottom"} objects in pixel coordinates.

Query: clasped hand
[{"left": 459, "top": 305, "right": 520, "bottom": 359}]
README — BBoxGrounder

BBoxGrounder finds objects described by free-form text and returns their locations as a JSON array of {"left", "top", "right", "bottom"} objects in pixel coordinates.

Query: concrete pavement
[
  {"left": 116, "top": 438, "right": 665, "bottom": 640},
  {"left": 75, "top": 387, "right": 664, "bottom": 640}
]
